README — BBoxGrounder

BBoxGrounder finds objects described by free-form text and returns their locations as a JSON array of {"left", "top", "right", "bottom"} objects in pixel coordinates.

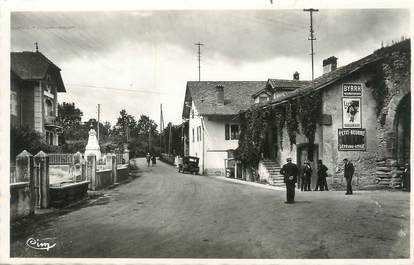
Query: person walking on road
[
  {"left": 151, "top": 155, "right": 157, "bottom": 166},
  {"left": 301, "top": 160, "right": 312, "bottom": 191},
  {"left": 344, "top": 158, "right": 355, "bottom": 194},
  {"left": 146, "top": 153, "right": 151, "bottom": 167},
  {"left": 315, "top": 160, "right": 328, "bottom": 191},
  {"left": 402, "top": 162, "right": 410, "bottom": 192},
  {"left": 280, "top": 157, "right": 299, "bottom": 203}
]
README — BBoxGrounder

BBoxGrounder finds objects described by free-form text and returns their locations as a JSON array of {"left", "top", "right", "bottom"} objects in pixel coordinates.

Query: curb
[{"left": 211, "top": 176, "right": 286, "bottom": 191}]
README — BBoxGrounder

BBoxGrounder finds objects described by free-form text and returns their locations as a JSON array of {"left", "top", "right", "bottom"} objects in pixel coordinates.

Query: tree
[{"left": 57, "top": 102, "right": 83, "bottom": 131}]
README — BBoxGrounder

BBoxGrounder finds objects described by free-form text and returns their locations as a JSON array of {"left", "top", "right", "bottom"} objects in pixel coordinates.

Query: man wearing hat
[
  {"left": 280, "top": 157, "right": 299, "bottom": 203},
  {"left": 301, "top": 160, "right": 312, "bottom": 191},
  {"left": 344, "top": 158, "right": 355, "bottom": 194}
]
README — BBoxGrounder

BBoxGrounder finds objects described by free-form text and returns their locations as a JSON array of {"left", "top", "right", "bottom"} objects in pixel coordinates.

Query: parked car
[{"left": 178, "top": 156, "right": 200, "bottom": 174}]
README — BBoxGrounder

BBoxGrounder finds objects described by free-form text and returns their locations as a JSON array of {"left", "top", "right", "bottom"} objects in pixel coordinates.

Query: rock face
[{"left": 85, "top": 128, "right": 101, "bottom": 160}]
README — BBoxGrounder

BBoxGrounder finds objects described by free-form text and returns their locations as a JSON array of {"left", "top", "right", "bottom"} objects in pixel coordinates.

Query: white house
[{"left": 182, "top": 81, "right": 266, "bottom": 175}]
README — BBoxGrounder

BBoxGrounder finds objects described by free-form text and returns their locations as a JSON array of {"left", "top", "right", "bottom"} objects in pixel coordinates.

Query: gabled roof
[
  {"left": 252, "top": 78, "right": 310, "bottom": 98},
  {"left": 262, "top": 39, "right": 410, "bottom": 107},
  {"left": 183, "top": 81, "right": 266, "bottom": 118},
  {"left": 11, "top": 51, "right": 66, "bottom": 92}
]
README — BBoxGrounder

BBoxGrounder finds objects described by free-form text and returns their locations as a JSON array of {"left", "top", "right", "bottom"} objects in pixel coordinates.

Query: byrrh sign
[{"left": 343, "top": 83, "right": 362, "bottom": 97}]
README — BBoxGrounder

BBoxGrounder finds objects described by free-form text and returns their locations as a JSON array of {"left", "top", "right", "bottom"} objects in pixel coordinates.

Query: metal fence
[{"left": 47, "top": 153, "right": 74, "bottom": 165}]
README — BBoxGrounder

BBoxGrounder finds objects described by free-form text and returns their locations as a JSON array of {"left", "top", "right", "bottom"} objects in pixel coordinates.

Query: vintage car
[{"left": 178, "top": 156, "right": 200, "bottom": 174}]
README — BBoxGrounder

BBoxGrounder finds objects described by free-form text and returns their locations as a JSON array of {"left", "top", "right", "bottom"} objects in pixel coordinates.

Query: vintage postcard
[{"left": 1, "top": 0, "right": 412, "bottom": 264}]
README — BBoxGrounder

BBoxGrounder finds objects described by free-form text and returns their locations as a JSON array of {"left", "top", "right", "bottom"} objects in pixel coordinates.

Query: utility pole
[
  {"left": 35, "top": 42, "right": 39, "bottom": 52},
  {"left": 168, "top": 123, "right": 172, "bottom": 155},
  {"left": 97, "top": 104, "right": 100, "bottom": 144},
  {"left": 160, "top": 104, "right": 164, "bottom": 153},
  {"left": 195, "top": 42, "right": 204, "bottom": 81},
  {"left": 303, "top": 8, "right": 319, "bottom": 87}
]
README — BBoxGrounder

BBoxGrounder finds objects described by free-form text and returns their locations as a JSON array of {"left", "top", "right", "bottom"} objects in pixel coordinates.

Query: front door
[
  {"left": 263, "top": 123, "right": 278, "bottom": 161},
  {"left": 297, "top": 144, "right": 319, "bottom": 190}
]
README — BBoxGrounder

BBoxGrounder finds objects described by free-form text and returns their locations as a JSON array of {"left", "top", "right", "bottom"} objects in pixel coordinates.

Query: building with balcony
[{"left": 11, "top": 51, "right": 66, "bottom": 146}]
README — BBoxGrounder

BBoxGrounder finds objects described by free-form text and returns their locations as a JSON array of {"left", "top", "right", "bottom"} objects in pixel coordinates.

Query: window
[
  {"left": 225, "top": 124, "right": 239, "bottom": 140},
  {"left": 231, "top": 125, "right": 239, "bottom": 140},
  {"left": 198, "top": 126, "right": 202, "bottom": 142},
  {"left": 192, "top": 128, "right": 195, "bottom": 143},
  {"left": 259, "top": 95, "right": 268, "bottom": 103},
  {"left": 45, "top": 99, "right": 53, "bottom": 116},
  {"left": 10, "top": 91, "right": 18, "bottom": 116}
]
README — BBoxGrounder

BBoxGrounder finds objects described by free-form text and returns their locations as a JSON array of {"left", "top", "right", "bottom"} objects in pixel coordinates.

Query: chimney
[
  {"left": 216, "top": 85, "right": 224, "bottom": 105},
  {"left": 323, "top": 56, "right": 337, "bottom": 74},
  {"left": 293, "top": 71, "right": 300, "bottom": 80}
]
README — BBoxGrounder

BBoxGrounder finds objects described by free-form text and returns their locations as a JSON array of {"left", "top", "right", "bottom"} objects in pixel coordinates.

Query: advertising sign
[
  {"left": 342, "top": 98, "right": 361, "bottom": 128},
  {"left": 343, "top": 83, "right": 362, "bottom": 97},
  {"left": 338, "top": 129, "right": 366, "bottom": 151}
]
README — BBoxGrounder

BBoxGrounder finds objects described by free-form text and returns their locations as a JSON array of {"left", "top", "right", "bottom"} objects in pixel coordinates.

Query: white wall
[{"left": 188, "top": 102, "right": 240, "bottom": 175}]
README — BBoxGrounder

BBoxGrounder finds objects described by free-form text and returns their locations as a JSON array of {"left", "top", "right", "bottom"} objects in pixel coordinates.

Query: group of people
[
  {"left": 146, "top": 153, "right": 157, "bottom": 167},
  {"left": 280, "top": 157, "right": 355, "bottom": 204}
]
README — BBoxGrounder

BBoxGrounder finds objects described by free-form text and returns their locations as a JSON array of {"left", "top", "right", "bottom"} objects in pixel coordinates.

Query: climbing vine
[
  {"left": 285, "top": 100, "right": 299, "bottom": 148},
  {"left": 297, "top": 91, "right": 323, "bottom": 145}
]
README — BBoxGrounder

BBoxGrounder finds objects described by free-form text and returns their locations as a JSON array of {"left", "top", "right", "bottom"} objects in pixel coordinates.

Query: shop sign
[
  {"left": 338, "top": 129, "right": 366, "bottom": 151},
  {"left": 343, "top": 83, "right": 362, "bottom": 97}
]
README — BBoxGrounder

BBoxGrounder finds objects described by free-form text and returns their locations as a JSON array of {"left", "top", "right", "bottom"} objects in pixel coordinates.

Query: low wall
[
  {"left": 117, "top": 166, "right": 130, "bottom": 183},
  {"left": 49, "top": 181, "right": 89, "bottom": 207},
  {"left": 93, "top": 169, "right": 113, "bottom": 190},
  {"left": 160, "top": 153, "right": 175, "bottom": 165},
  {"left": 10, "top": 182, "right": 33, "bottom": 221}
]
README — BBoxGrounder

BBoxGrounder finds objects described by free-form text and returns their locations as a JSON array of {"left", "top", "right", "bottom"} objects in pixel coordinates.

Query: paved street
[{"left": 11, "top": 158, "right": 410, "bottom": 258}]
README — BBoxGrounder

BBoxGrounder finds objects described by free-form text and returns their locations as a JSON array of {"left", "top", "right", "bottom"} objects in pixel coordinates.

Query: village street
[{"left": 11, "top": 158, "right": 410, "bottom": 259}]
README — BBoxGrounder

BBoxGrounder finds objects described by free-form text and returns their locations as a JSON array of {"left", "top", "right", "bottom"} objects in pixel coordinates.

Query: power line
[{"left": 65, "top": 83, "right": 165, "bottom": 94}]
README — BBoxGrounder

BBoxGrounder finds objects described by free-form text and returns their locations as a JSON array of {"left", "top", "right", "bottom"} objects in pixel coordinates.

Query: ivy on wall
[{"left": 236, "top": 92, "right": 323, "bottom": 169}]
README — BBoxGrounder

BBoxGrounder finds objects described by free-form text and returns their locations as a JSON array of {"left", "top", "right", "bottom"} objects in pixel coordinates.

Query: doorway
[
  {"left": 263, "top": 123, "right": 278, "bottom": 162},
  {"left": 297, "top": 143, "right": 319, "bottom": 190},
  {"left": 396, "top": 94, "right": 411, "bottom": 167}
]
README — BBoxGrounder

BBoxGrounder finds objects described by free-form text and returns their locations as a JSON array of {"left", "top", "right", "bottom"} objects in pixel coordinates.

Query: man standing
[
  {"left": 315, "top": 160, "right": 328, "bottom": 191},
  {"left": 280, "top": 157, "right": 299, "bottom": 203},
  {"left": 146, "top": 153, "right": 151, "bottom": 167},
  {"left": 301, "top": 160, "right": 312, "bottom": 191},
  {"left": 344, "top": 158, "right": 355, "bottom": 195}
]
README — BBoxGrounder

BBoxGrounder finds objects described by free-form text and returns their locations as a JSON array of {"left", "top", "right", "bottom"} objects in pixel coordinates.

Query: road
[{"left": 10, "top": 158, "right": 410, "bottom": 258}]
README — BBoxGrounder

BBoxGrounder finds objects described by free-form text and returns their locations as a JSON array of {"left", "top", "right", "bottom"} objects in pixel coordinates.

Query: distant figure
[
  {"left": 280, "top": 157, "right": 299, "bottom": 204},
  {"left": 402, "top": 163, "right": 410, "bottom": 192},
  {"left": 146, "top": 153, "right": 151, "bottom": 167},
  {"left": 315, "top": 160, "right": 328, "bottom": 191},
  {"left": 344, "top": 158, "right": 355, "bottom": 195},
  {"left": 301, "top": 160, "right": 312, "bottom": 191},
  {"left": 151, "top": 155, "right": 156, "bottom": 166}
]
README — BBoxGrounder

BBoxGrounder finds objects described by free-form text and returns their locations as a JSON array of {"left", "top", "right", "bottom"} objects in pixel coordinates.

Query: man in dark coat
[
  {"left": 280, "top": 157, "right": 299, "bottom": 203},
  {"left": 301, "top": 160, "right": 312, "bottom": 191},
  {"left": 315, "top": 160, "right": 328, "bottom": 191},
  {"left": 344, "top": 158, "right": 355, "bottom": 195},
  {"left": 402, "top": 163, "right": 410, "bottom": 192}
]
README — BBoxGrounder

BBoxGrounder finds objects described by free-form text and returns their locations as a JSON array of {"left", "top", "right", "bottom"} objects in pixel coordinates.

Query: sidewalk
[{"left": 211, "top": 175, "right": 286, "bottom": 191}]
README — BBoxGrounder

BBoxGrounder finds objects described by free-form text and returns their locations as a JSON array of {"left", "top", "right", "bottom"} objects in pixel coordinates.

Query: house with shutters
[
  {"left": 182, "top": 81, "right": 266, "bottom": 175},
  {"left": 10, "top": 51, "right": 66, "bottom": 146}
]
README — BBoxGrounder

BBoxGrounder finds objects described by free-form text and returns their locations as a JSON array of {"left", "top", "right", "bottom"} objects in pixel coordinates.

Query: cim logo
[{"left": 26, "top": 237, "right": 56, "bottom": 251}]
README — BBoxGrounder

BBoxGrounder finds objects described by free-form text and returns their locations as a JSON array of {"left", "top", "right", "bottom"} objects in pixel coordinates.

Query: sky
[{"left": 11, "top": 9, "right": 410, "bottom": 129}]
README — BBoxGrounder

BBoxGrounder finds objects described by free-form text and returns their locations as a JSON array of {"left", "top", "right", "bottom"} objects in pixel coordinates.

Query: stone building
[
  {"left": 11, "top": 51, "right": 66, "bottom": 145},
  {"left": 254, "top": 39, "right": 410, "bottom": 189}
]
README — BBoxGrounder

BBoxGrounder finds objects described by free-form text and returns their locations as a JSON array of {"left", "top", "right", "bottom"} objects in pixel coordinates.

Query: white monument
[{"left": 85, "top": 127, "right": 101, "bottom": 160}]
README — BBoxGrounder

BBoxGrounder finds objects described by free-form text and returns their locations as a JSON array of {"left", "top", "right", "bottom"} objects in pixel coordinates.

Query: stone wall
[{"left": 10, "top": 182, "right": 34, "bottom": 221}]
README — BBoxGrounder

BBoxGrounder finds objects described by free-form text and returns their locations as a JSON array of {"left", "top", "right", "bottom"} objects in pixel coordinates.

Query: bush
[{"left": 10, "top": 126, "right": 61, "bottom": 161}]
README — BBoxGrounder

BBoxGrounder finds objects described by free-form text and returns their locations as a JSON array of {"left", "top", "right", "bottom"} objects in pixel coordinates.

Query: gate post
[
  {"left": 34, "top": 151, "right": 50, "bottom": 209},
  {"left": 73, "top": 151, "right": 83, "bottom": 182},
  {"left": 16, "top": 150, "right": 35, "bottom": 214},
  {"left": 87, "top": 154, "right": 97, "bottom": 190},
  {"left": 112, "top": 154, "right": 118, "bottom": 184}
]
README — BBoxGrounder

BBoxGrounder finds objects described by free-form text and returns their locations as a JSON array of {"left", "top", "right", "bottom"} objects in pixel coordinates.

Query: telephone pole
[
  {"left": 195, "top": 42, "right": 204, "bottom": 81},
  {"left": 160, "top": 104, "right": 164, "bottom": 153},
  {"left": 303, "top": 8, "right": 319, "bottom": 87},
  {"left": 97, "top": 104, "right": 100, "bottom": 144}
]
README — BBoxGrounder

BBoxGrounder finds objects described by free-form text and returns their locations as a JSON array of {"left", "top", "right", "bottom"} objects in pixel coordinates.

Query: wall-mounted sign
[
  {"left": 338, "top": 129, "right": 366, "bottom": 151},
  {"left": 342, "top": 98, "right": 361, "bottom": 128},
  {"left": 343, "top": 83, "right": 362, "bottom": 97}
]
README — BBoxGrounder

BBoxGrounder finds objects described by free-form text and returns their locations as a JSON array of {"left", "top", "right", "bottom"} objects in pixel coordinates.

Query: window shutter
[{"left": 225, "top": 124, "right": 230, "bottom": 140}]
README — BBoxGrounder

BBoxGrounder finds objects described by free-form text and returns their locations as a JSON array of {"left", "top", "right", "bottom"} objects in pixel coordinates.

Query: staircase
[{"left": 261, "top": 160, "right": 285, "bottom": 187}]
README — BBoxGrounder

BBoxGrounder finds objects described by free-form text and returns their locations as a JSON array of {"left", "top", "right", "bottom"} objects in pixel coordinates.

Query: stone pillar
[
  {"left": 34, "top": 151, "right": 50, "bottom": 209},
  {"left": 112, "top": 155, "right": 118, "bottom": 184},
  {"left": 73, "top": 151, "right": 83, "bottom": 182},
  {"left": 16, "top": 150, "right": 35, "bottom": 214},
  {"left": 87, "top": 154, "right": 97, "bottom": 190},
  {"left": 123, "top": 144, "right": 130, "bottom": 164}
]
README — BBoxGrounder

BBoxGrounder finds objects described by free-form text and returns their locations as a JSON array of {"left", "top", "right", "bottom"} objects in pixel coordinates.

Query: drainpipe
[{"left": 201, "top": 117, "right": 205, "bottom": 174}]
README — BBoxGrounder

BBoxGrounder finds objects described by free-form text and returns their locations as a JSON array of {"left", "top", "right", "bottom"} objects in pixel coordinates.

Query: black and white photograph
[{"left": 0, "top": 0, "right": 412, "bottom": 263}]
